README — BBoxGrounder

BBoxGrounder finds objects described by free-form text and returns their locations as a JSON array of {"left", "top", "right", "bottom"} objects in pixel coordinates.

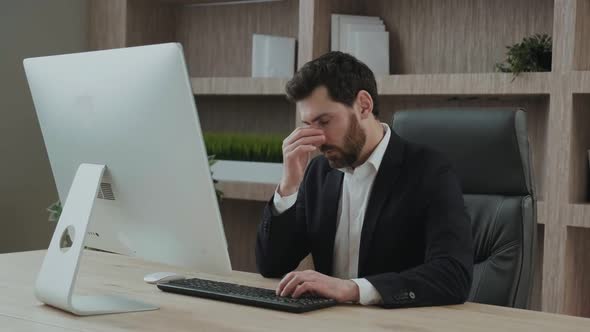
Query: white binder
[{"left": 252, "top": 34, "right": 296, "bottom": 78}]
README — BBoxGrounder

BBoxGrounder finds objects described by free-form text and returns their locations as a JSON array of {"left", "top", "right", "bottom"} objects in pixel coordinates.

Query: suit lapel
[
  {"left": 358, "top": 131, "right": 406, "bottom": 276},
  {"left": 316, "top": 168, "right": 343, "bottom": 276}
]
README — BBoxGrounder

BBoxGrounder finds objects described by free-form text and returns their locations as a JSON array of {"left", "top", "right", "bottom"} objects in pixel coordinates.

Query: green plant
[
  {"left": 495, "top": 33, "right": 552, "bottom": 79},
  {"left": 208, "top": 155, "right": 223, "bottom": 202},
  {"left": 47, "top": 200, "right": 74, "bottom": 248},
  {"left": 47, "top": 200, "right": 63, "bottom": 222},
  {"left": 204, "top": 132, "right": 283, "bottom": 163}
]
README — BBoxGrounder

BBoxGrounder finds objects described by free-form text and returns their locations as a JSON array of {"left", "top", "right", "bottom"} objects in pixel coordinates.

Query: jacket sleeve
[
  {"left": 366, "top": 160, "right": 474, "bottom": 308},
  {"left": 255, "top": 163, "right": 312, "bottom": 278}
]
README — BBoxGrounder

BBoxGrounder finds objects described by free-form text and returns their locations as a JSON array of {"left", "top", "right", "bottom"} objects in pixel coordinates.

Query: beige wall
[{"left": 0, "top": 1, "right": 88, "bottom": 253}]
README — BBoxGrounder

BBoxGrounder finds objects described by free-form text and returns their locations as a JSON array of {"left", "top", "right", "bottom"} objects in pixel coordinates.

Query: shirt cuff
[
  {"left": 351, "top": 278, "right": 383, "bottom": 305},
  {"left": 271, "top": 187, "right": 297, "bottom": 215}
]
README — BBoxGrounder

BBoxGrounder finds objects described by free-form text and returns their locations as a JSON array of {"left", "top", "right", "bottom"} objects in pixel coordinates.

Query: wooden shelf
[
  {"left": 564, "top": 226, "right": 590, "bottom": 317},
  {"left": 537, "top": 201, "right": 546, "bottom": 225},
  {"left": 191, "top": 77, "right": 288, "bottom": 95},
  {"left": 571, "top": 71, "right": 590, "bottom": 93},
  {"left": 365, "top": 0, "right": 553, "bottom": 75},
  {"left": 572, "top": 0, "right": 590, "bottom": 71},
  {"left": 565, "top": 204, "right": 590, "bottom": 228},
  {"left": 160, "top": 0, "right": 269, "bottom": 5},
  {"left": 376, "top": 73, "right": 552, "bottom": 96},
  {"left": 191, "top": 73, "right": 552, "bottom": 96},
  {"left": 216, "top": 180, "right": 276, "bottom": 202},
  {"left": 530, "top": 222, "right": 545, "bottom": 311},
  {"left": 570, "top": 94, "right": 590, "bottom": 203}
]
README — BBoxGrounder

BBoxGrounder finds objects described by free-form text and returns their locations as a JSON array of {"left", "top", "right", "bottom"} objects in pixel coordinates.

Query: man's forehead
[
  {"left": 298, "top": 100, "right": 340, "bottom": 121},
  {"left": 299, "top": 111, "right": 330, "bottom": 124},
  {"left": 298, "top": 102, "right": 348, "bottom": 123}
]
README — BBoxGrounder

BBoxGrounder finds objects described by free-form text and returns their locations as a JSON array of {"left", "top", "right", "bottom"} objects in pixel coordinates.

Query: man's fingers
[
  {"left": 283, "top": 135, "right": 324, "bottom": 154},
  {"left": 276, "top": 272, "right": 296, "bottom": 295},
  {"left": 284, "top": 144, "right": 317, "bottom": 159},
  {"left": 284, "top": 127, "right": 324, "bottom": 145},
  {"left": 292, "top": 281, "right": 315, "bottom": 299},
  {"left": 280, "top": 274, "right": 303, "bottom": 297},
  {"left": 283, "top": 128, "right": 325, "bottom": 148},
  {"left": 277, "top": 270, "right": 322, "bottom": 297}
]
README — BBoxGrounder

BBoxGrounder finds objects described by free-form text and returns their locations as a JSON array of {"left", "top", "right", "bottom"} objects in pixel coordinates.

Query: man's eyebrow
[{"left": 302, "top": 113, "right": 330, "bottom": 125}]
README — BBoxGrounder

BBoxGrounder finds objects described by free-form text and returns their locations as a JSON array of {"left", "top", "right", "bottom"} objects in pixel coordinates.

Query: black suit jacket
[{"left": 256, "top": 131, "right": 473, "bottom": 308}]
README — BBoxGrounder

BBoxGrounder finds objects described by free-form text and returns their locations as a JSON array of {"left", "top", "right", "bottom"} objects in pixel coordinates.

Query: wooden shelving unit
[
  {"left": 566, "top": 204, "right": 590, "bottom": 228},
  {"left": 376, "top": 73, "right": 552, "bottom": 96},
  {"left": 190, "top": 73, "right": 552, "bottom": 96},
  {"left": 88, "top": 0, "right": 590, "bottom": 318},
  {"left": 564, "top": 226, "right": 590, "bottom": 317},
  {"left": 195, "top": 95, "right": 294, "bottom": 134},
  {"left": 216, "top": 181, "right": 276, "bottom": 202},
  {"left": 191, "top": 77, "right": 288, "bottom": 95},
  {"left": 571, "top": 71, "right": 590, "bottom": 93}
]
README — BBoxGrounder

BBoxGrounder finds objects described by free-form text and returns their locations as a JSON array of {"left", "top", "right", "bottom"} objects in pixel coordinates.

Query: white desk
[{"left": 1, "top": 250, "right": 589, "bottom": 332}]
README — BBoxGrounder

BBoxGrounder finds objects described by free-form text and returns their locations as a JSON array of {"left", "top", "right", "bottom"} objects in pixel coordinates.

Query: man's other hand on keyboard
[{"left": 276, "top": 270, "right": 359, "bottom": 303}]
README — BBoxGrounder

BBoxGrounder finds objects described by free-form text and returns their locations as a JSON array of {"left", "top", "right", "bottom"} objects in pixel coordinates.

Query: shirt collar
[{"left": 338, "top": 123, "right": 391, "bottom": 175}]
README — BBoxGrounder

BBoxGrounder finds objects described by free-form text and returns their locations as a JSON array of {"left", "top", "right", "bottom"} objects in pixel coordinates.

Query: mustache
[{"left": 320, "top": 145, "right": 339, "bottom": 153}]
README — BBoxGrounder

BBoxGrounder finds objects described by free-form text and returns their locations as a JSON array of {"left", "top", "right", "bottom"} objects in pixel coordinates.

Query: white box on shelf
[
  {"left": 340, "top": 22, "right": 385, "bottom": 54},
  {"left": 251, "top": 34, "right": 296, "bottom": 78},
  {"left": 331, "top": 14, "right": 383, "bottom": 51},
  {"left": 348, "top": 30, "right": 390, "bottom": 75},
  {"left": 211, "top": 160, "right": 282, "bottom": 184}
]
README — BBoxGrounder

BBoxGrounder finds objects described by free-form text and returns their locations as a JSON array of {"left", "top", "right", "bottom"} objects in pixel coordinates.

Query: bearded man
[{"left": 255, "top": 52, "right": 474, "bottom": 309}]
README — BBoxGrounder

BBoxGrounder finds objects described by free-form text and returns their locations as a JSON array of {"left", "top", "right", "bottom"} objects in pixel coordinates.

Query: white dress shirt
[{"left": 272, "top": 123, "right": 391, "bottom": 305}]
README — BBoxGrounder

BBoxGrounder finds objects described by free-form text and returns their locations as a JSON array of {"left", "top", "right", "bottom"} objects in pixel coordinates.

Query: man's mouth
[
  {"left": 320, "top": 145, "right": 334, "bottom": 153},
  {"left": 323, "top": 149, "right": 339, "bottom": 159}
]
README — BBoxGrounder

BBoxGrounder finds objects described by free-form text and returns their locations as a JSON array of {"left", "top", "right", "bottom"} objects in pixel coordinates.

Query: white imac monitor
[{"left": 23, "top": 43, "right": 232, "bottom": 315}]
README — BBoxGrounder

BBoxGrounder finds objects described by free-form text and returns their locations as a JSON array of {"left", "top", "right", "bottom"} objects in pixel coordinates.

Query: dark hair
[{"left": 285, "top": 51, "right": 379, "bottom": 117}]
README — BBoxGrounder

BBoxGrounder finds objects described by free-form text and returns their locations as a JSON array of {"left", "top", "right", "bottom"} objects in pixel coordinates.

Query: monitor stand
[{"left": 34, "top": 163, "right": 159, "bottom": 316}]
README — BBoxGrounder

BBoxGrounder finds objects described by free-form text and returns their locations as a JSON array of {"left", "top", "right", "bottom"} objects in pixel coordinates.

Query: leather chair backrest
[{"left": 392, "top": 108, "right": 536, "bottom": 308}]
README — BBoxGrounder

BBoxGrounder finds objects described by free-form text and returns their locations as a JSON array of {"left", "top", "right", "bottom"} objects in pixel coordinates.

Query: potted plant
[
  {"left": 495, "top": 33, "right": 552, "bottom": 80},
  {"left": 204, "top": 132, "right": 284, "bottom": 185}
]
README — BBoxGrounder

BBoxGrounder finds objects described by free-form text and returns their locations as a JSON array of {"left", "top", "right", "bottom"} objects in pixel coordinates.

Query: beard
[{"left": 320, "top": 113, "right": 366, "bottom": 169}]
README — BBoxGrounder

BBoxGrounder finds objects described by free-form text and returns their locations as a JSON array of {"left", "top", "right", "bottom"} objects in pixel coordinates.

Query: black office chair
[{"left": 392, "top": 108, "right": 536, "bottom": 309}]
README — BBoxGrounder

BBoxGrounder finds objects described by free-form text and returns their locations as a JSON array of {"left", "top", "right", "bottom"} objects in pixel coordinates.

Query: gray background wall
[{"left": 0, "top": 0, "right": 88, "bottom": 253}]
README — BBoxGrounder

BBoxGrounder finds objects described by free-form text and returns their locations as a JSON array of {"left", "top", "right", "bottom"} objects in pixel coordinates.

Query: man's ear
[{"left": 356, "top": 90, "right": 374, "bottom": 119}]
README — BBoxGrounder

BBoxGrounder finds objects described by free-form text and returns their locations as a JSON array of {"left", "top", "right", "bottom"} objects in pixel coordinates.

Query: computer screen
[{"left": 24, "top": 43, "right": 232, "bottom": 276}]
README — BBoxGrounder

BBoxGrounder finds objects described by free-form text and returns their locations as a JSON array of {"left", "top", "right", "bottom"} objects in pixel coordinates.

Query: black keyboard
[{"left": 157, "top": 277, "right": 337, "bottom": 313}]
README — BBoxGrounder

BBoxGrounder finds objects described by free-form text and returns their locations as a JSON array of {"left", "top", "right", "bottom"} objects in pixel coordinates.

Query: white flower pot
[{"left": 210, "top": 160, "right": 282, "bottom": 184}]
